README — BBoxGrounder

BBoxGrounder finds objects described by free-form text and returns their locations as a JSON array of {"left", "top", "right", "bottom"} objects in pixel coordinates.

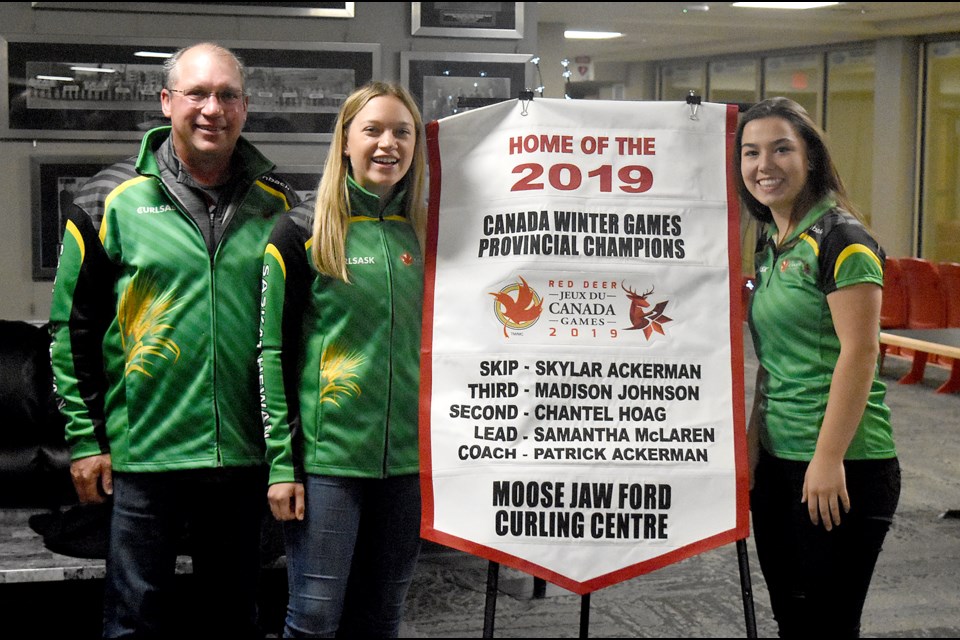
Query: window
[
  {"left": 659, "top": 61, "right": 705, "bottom": 101},
  {"left": 708, "top": 59, "right": 758, "bottom": 106},
  {"left": 657, "top": 47, "right": 884, "bottom": 271},
  {"left": 826, "top": 49, "right": 875, "bottom": 222},
  {"left": 921, "top": 40, "right": 960, "bottom": 261},
  {"left": 763, "top": 53, "right": 824, "bottom": 125}
]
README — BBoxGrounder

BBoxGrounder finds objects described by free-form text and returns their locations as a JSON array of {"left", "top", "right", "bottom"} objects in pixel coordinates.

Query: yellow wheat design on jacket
[
  {"left": 319, "top": 344, "right": 365, "bottom": 406},
  {"left": 117, "top": 276, "right": 182, "bottom": 377}
]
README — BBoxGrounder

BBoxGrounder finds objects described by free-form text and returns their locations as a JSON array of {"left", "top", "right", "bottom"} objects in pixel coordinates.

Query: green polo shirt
[{"left": 749, "top": 198, "right": 896, "bottom": 461}]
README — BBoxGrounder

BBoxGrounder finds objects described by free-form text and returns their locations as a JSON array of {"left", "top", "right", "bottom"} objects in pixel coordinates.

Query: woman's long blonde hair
[{"left": 311, "top": 81, "right": 427, "bottom": 281}]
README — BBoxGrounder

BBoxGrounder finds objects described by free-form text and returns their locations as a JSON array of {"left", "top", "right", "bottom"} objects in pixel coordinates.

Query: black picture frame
[
  {"left": 400, "top": 51, "right": 532, "bottom": 123},
  {"left": 2, "top": 36, "right": 380, "bottom": 142},
  {"left": 411, "top": 2, "right": 524, "bottom": 39},
  {"left": 31, "top": 160, "right": 325, "bottom": 281},
  {"left": 31, "top": 156, "right": 124, "bottom": 281},
  {"left": 32, "top": 2, "right": 356, "bottom": 18}
]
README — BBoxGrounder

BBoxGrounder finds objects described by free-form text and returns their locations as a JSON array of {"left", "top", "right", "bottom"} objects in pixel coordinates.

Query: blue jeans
[
  {"left": 282, "top": 474, "right": 421, "bottom": 638},
  {"left": 103, "top": 468, "right": 265, "bottom": 638},
  {"left": 750, "top": 451, "right": 901, "bottom": 638}
]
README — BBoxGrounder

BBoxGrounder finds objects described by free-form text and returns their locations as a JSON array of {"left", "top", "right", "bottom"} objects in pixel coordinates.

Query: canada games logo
[
  {"left": 622, "top": 282, "right": 672, "bottom": 339},
  {"left": 489, "top": 276, "right": 543, "bottom": 337}
]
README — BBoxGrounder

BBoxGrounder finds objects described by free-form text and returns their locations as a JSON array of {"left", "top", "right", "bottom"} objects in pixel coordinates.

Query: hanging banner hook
[
  {"left": 519, "top": 89, "right": 535, "bottom": 117},
  {"left": 687, "top": 90, "right": 702, "bottom": 121}
]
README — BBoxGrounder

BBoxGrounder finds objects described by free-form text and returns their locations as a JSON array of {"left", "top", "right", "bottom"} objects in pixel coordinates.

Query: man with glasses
[{"left": 49, "top": 42, "right": 298, "bottom": 637}]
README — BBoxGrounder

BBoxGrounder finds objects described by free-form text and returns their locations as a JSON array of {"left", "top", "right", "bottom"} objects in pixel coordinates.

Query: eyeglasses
[{"left": 167, "top": 88, "right": 245, "bottom": 107}]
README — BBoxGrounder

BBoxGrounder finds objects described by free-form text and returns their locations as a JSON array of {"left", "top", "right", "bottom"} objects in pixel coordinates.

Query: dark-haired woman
[{"left": 737, "top": 97, "right": 900, "bottom": 638}]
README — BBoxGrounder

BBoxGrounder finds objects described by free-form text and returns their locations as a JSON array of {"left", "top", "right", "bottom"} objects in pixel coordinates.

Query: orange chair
[
  {"left": 900, "top": 257, "right": 946, "bottom": 329},
  {"left": 879, "top": 257, "right": 907, "bottom": 366},
  {"left": 880, "top": 257, "right": 908, "bottom": 329},
  {"left": 937, "top": 261, "right": 960, "bottom": 328},
  {"left": 897, "top": 257, "right": 947, "bottom": 383}
]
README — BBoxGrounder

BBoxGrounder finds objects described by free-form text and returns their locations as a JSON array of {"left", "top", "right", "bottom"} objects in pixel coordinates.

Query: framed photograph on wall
[
  {"left": 32, "top": 2, "right": 356, "bottom": 18},
  {"left": 400, "top": 51, "right": 532, "bottom": 123},
  {"left": 31, "top": 156, "right": 124, "bottom": 281},
  {"left": 2, "top": 35, "right": 380, "bottom": 142},
  {"left": 411, "top": 2, "right": 524, "bottom": 39}
]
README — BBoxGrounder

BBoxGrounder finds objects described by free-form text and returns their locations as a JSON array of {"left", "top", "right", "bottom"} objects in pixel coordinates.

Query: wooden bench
[{"left": 879, "top": 329, "right": 960, "bottom": 394}]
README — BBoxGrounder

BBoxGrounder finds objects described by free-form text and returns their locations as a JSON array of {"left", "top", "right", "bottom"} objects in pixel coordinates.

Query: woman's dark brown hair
[{"left": 735, "top": 97, "right": 861, "bottom": 225}]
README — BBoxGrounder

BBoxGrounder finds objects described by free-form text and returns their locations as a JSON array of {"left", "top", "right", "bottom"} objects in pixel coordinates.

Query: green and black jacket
[
  {"left": 259, "top": 176, "right": 423, "bottom": 484},
  {"left": 50, "top": 126, "right": 298, "bottom": 471}
]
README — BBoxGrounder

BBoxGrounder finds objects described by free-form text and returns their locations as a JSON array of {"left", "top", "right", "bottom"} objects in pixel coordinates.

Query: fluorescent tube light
[
  {"left": 733, "top": 2, "right": 838, "bottom": 8},
  {"left": 565, "top": 30, "right": 623, "bottom": 40},
  {"left": 70, "top": 66, "right": 117, "bottom": 73}
]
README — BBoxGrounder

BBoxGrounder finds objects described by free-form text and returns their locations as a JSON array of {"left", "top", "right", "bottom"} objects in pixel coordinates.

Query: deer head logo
[{"left": 622, "top": 282, "right": 672, "bottom": 339}]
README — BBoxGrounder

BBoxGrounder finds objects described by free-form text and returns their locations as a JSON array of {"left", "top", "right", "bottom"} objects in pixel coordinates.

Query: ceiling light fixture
[
  {"left": 70, "top": 66, "right": 117, "bottom": 73},
  {"left": 564, "top": 30, "right": 623, "bottom": 40},
  {"left": 732, "top": 2, "right": 838, "bottom": 9},
  {"left": 134, "top": 51, "right": 173, "bottom": 58}
]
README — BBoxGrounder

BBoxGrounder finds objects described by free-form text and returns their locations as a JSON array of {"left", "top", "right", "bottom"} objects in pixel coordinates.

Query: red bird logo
[
  {"left": 622, "top": 282, "right": 672, "bottom": 339},
  {"left": 489, "top": 276, "right": 543, "bottom": 337}
]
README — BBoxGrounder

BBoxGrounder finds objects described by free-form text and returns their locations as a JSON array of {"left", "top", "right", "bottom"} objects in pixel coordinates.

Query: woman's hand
[
  {"left": 801, "top": 452, "right": 850, "bottom": 530},
  {"left": 268, "top": 482, "right": 305, "bottom": 521}
]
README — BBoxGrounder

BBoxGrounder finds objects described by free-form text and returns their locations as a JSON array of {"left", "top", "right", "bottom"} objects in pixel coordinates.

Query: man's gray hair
[{"left": 163, "top": 43, "right": 246, "bottom": 90}]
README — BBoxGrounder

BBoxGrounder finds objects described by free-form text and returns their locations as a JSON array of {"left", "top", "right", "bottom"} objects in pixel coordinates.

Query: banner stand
[
  {"left": 483, "top": 561, "right": 499, "bottom": 639},
  {"left": 579, "top": 592, "right": 591, "bottom": 638},
  {"left": 737, "top": 539, "right": 758, "bottom": 638},
  {"left": 482, "top": 539, "right": 757, "bottom": 638}
]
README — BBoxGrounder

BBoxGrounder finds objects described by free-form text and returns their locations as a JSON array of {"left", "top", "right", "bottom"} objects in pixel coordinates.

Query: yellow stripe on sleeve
[
  {"left": 103, "top": 176, "right": 150, "bottom": 213},
  {"left": 101, "top": 176, "right": 151, "bottom": 244},
  {"left": 64, "top": 219, "right": 85, "bottom": 263},
  {"left": 265, "top": 244, "right": 287, "bottom": 280},
  {"left": 835, "top": 244, "right": 882, "bottom": 281}
]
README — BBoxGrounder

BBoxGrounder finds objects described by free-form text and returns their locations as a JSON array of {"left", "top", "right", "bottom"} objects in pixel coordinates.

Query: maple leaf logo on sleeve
[{"left": 489, "top": 276, "right": 544, "bottom": 337}]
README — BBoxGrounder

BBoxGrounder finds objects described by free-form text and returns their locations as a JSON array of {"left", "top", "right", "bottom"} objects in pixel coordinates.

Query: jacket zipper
[
  {"left": 380, "top": 213, "right": 395, "bottom": 478},
  {"left": 209, "top": 198, "right": 226, "bottom": 466},
  {"left": 159, "top": 180, "right": 225, "bottom": 466}
]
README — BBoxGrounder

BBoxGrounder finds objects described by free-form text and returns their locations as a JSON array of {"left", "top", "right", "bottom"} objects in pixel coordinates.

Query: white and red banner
[{"left": 420, "top": 98, "right": 748, "bottom": 594}]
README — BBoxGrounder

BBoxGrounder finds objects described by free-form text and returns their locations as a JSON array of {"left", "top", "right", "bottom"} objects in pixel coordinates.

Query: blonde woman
[{"left": 258, "top": 81, "right": 426, "bottom": 637}]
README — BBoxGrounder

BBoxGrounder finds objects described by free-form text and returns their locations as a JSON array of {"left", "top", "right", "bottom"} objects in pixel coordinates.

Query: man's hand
[{"left": 70, "top": 454, "right": 113, "bottom": 503}]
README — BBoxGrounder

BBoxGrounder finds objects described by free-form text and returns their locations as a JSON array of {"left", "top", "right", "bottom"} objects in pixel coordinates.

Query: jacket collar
[
  {"left": 346, "top": 173, "right": 407, "bottom": 219},
  {"left": 766, "top": 196, "right": 836, "bottom": 248},
  {"left": 135, "top": 126, "right": 275, "bottom": 183}
]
